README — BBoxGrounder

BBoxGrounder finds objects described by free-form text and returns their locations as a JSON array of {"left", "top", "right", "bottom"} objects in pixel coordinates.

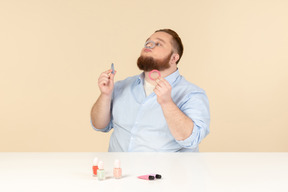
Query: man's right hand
[
  {"left": 98, "top": 69, "right": 116, "bottom": 97},
  {"left": 91, "top": 69, "right": 116, "bottom": 129}
]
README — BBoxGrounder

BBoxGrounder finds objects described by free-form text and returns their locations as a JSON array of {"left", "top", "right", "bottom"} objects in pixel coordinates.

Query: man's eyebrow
[
  {"left": 145, "top": 37, "right": 166, "bottom": 44},
  {"left": 156, "top": 38, "right": 166, "bottom": 43}
]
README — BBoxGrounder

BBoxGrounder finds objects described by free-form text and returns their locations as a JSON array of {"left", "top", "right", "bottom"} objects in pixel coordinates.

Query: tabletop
[{"left": 0, "top": 152, "right": 287, "bottom": 192}]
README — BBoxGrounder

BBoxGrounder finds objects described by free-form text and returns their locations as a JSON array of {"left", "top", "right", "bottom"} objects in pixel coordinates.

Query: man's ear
[{"left": 170, "top": 53, "right": 180, "bottom": 65}]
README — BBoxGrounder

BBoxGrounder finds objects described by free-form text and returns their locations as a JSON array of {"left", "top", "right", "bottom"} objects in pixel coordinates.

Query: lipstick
[
  {"left": 151, "top": 174, "right": 162, "bottom": 179},
  {"left": 138, "top": 175, "right": 155, "bottom": 180},
  {"left": 111, "top": 63, "right": 115, "bottom": 74},
  {"left": 137, "top": 174, "right": 162, "bottom": 180}
]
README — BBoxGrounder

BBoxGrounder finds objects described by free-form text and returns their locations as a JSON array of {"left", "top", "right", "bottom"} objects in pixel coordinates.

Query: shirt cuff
[
  {"left": 175, "top": 124, "right": 199, "bottom": 148},
  {"left": 90, "top": 120, "right": 112, "bottom": 132}
]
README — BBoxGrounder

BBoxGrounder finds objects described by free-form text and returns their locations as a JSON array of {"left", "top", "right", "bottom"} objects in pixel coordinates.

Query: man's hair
[{"left": 155, "top": 29, "right": 184, "bottom": 64}]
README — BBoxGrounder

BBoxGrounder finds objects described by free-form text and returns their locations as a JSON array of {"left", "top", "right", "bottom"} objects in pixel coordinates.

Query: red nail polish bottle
[{"left": 92, "top": 157, "right": 98, "bottom": 176}]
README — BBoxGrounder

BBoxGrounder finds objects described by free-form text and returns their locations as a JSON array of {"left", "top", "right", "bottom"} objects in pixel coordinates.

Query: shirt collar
[{"left": 164, "top": 69, "right": 180, "bottom": 86}]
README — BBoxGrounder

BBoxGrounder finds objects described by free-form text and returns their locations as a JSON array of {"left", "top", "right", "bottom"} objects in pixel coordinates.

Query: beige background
[{"left": 1, "top": 0, "right": 287, "bottom": 152}]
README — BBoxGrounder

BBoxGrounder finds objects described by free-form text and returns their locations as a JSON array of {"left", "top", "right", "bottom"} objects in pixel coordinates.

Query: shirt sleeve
[
  {"left": 175, "top": 91, "right": 210, "bottom": 149},
  {"left": 91, "top": 119, "right": 113, "bottom": 132}
]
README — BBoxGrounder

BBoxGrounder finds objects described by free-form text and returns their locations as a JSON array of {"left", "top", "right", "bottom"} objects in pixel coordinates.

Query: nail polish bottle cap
[
  {"left": 114, "top": 159, "right": 121, "bottom": 168},
  {"left": 93, "top": 158, "right": 98, "bottom": 166},
  {"left": 98, "top": 161, "right": 104, "bottom": 169}
]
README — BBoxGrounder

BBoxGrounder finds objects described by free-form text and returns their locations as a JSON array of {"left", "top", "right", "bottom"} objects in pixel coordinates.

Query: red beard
[{"left": 137, "top": 52, "right": 173, "bottom": 72}]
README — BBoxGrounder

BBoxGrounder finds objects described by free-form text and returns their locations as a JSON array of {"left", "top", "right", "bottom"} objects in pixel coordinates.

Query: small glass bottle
[
  {"left": 97, "top": 161, "right": 105, "bottom": 181},
  {"left": 92, "top": 157, "right": 98, "bottom": 176},
  {"left": 113, "top": 159, "right": 122, "bottom": 179}
]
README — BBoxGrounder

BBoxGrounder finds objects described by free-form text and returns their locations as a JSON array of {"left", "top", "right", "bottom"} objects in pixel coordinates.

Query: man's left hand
[{"left": 154, "top": 77, "right": 173, "bottom": 105}]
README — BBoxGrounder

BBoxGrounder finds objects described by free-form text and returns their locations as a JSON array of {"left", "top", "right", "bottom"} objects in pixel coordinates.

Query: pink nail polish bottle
[
  {"left": 92, "top": 157, "right": 98, "bottom": 176},
  {"left": 113, "top": 159, "right": 122, "bottom": 179}
]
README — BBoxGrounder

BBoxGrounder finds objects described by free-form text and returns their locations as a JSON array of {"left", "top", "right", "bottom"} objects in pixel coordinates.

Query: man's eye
[{"left": 156, "top": 43, "right": 161, "bottom": 46}]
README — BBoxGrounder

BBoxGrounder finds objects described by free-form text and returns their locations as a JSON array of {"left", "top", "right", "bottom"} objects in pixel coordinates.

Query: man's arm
[
  {"left": 91, "top": 93, "right": 112, "bottom": 129},
  {"left": 159, "top": 101, "right": 194, "bottom": 141},
  {"left": 154, "top": 77, "right": 193, "bottom": 141},
  {"left": 90, "top": 69, "right": 115, "bottom": 130}
]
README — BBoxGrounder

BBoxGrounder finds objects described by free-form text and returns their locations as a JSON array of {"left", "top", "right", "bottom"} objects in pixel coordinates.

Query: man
[{"left": 91, "top": 29, "right": 210, "bottom": 152}]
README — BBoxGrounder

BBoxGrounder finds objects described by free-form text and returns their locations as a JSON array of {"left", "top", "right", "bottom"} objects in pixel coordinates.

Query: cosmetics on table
[
  {"left": 92, "top": 157, "right": 98, "bottom": 176},
  {"left": 97, "top": 161, "right": 105, "bottom": 181},
  {"left": 113, "top": 159, "right": 122, "bottom": 179},
  {"left": 151, "top": 174, "right": 162, "bottom": 179},
  {"left": 92, "top": 158, "right": 161, "bottom": 181},
  {"left": 138, "top": 175, "right": 155, "bottom": 180},
  {"left": 137, "top": 174, "right": 162, "bottom": 180}
]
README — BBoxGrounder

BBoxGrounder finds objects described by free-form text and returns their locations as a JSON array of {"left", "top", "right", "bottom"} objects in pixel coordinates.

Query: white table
[{"left": 0, "top": 153, "right": 287, "bottom": 192}]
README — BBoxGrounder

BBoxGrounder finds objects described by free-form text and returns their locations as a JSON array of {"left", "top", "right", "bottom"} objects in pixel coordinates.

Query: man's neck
[{"left": 144, "top": 67, "right": 177, "bottom": 85}]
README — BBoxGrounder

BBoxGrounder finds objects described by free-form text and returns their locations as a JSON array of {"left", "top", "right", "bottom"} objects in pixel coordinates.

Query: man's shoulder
[
  {"left": 115, "top": 74, "right": 140, "bottom": 87},
  {"left": 173, "top": 76, "right": 209, "bottom": 107},
  {"left": 177, "top": 76, "right": 206, "bottom": 94}
]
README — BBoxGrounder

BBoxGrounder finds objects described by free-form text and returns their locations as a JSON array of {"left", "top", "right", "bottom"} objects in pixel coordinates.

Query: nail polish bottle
[
  {"left": 92, "top": 157, "right": 98, "bottom": 176},
  {"left": 113, "top": 159, "right": 122, "bottom": 179},
  {"left": 97, "top": 161, "right": 105, "bottom": 181}
]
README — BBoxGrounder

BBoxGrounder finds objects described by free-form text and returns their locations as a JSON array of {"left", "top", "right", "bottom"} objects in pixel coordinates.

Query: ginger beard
[{"left": 137, "top": 52, "right": 173, "bottom": 72}]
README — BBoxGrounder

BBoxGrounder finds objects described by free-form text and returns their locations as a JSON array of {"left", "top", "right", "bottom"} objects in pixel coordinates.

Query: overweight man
[{"left": 91, "top": 29, "right": 210, "bottom": 152}]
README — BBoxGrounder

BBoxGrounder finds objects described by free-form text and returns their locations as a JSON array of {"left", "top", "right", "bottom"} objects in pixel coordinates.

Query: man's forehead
[{"left": 146, "top": 32, "right": 172, "bottom": 43}]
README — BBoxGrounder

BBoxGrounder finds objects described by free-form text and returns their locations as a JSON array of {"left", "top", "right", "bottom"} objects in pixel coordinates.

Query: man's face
[{"left": 137, "top": 32, "right": 174, "bottom": 72}]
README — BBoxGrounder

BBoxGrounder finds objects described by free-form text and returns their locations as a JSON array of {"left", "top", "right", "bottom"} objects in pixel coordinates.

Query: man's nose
[{"left": 145, "top": 40, "right": 156, "bottom": 49}]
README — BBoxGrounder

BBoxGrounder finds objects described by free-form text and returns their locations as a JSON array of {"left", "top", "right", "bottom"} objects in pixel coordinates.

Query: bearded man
[{"left": 90, "top": 29, "right": 210, "bottom": 152}]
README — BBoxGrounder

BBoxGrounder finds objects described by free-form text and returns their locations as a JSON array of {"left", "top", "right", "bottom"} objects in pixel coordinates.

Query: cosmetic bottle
[
  {"left": 113, "top": 159, "right": 122, "bottom": 179},
  {"left": 97, "top": 161, "right": 105, "bottom": 181},
  {"left": 92, "top": 157, "right": 98, "bottom": 176}
]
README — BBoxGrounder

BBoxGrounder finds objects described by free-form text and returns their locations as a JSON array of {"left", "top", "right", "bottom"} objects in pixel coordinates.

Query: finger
[
  {"left": 162, "top": 78, "right": 170, "bottom": 86},
  {"left": 155, "top": 79, "right": 165, "bottom": 88},
  {"left": 154, "top": 84, "right": 162, "bottom": 91},
  {"left": 154, "top": 87, "right": 160, "bottom": 95},
  {"left": 109, "top": 70, "right": 117, "bottom": 81},
  {"left": 158, "top": 77, "right": 168, "bottom": 84},
  {"left": 98, "top": 74, "right": 110, "bottom": 83},
  {"left": 99, "top": 74, "right": 109, "bottom": 81},
  {"left": 98, "top": 78, "right": 109, "bottom": 86},
  {"left": 99, "top": 69, "right": 112, "bottom": 79},
  {"left": 156, "top": 77, "right": 165, "bottom": 83},
  {"left": 104, "top": 69, "right": 113, "bottom": 74},
  {"left": 158, "top": 77, "right": 171, "bottom": 89},
  {"left": 155, "top": 78, "right": 161, "bottom": 84},
  {"left": 99, "top": 69, "right": 116, "bottom": 80}
]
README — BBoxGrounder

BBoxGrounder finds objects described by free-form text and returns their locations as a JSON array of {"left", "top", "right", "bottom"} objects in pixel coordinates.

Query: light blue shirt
[{"left": 92, "top": 69, "right": 210, "bottom": 152}]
